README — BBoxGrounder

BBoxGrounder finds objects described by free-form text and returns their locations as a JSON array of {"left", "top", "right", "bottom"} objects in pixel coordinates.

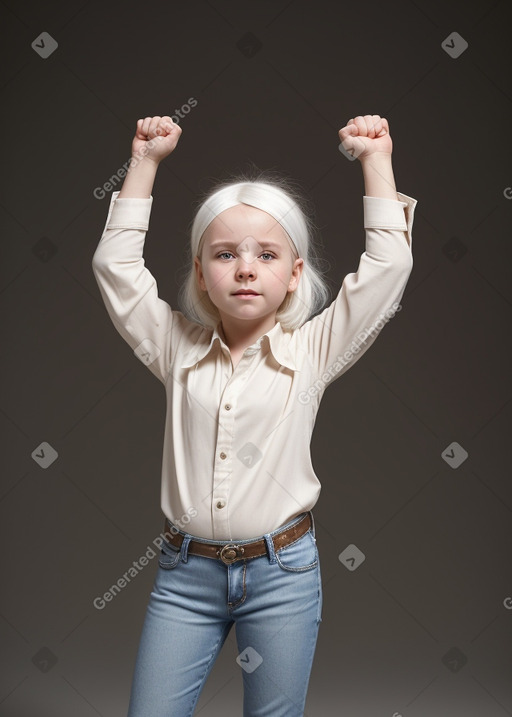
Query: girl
[{"left": 92, "top": 114, "right": 416, "bottom": 716}]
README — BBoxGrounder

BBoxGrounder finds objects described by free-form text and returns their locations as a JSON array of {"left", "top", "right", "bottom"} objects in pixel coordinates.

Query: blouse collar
[{"left": 180, "top": 319, "right": 299, "bottom": 371}]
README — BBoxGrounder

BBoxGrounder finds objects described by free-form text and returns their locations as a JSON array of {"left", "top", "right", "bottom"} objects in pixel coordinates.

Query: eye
[{"left": 216, "top": 251, "right": 276, "bottom": 260}]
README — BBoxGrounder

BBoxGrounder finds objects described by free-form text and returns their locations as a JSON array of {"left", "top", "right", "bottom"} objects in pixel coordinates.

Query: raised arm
[
  {"left": 91, "top": 116, "right": 183, "bottom": 384},
  {"left": 300, "top": 115, "right": 416, "bottom": 385}
]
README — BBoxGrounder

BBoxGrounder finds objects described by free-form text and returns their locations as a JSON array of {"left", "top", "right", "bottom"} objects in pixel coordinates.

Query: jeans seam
[
  {"left": 228, "top": 561, "right": 247, "bottom": 610},
  {"left": 317, "top": 562, "right": 323, "bottom": 624}
]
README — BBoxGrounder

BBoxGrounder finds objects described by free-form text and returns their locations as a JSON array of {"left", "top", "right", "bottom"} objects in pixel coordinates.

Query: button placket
[{"left": 211, "top": 351, "right": 255, "bottom": 536}]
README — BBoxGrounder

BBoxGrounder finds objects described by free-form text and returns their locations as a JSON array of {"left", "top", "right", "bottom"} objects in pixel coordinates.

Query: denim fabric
[{"left": 127, "top": 511, "right": 323, "bottom": 716}]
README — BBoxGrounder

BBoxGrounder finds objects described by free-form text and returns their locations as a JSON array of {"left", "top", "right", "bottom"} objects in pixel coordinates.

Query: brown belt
[{"left": 162, "top": 512, "right": 312, "bottom": 565}]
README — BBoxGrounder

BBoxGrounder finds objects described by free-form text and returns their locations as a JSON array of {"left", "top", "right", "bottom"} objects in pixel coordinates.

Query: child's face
[{"left": 194, "top": 204, "right": 303, "bottom": 326}]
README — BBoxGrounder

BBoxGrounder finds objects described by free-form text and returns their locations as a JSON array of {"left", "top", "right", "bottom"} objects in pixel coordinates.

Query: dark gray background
[{"left": 1, "top": 0, "right": 511, "bottom": 715}]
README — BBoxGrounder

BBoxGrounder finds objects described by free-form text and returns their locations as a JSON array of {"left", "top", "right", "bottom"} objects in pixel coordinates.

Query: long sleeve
[
  {"left": 299, "top": 191, "right": 416, "bottom": 382},
  {"left": 91, "top": 190, "right": 175, "bottom": 385}
]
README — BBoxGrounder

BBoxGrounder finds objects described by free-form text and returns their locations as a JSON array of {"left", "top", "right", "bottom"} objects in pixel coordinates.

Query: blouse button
[
  {"left": 224, "top": 404, "right": 231, "bottom": 410},
  {"left": 220, "top": 452, "right": 227, "bottom": 460},
  {"left": 216, "top": 500, "right": 226, "bottom": 509}
]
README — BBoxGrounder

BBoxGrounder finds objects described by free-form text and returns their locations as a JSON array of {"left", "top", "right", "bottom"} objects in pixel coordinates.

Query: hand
[
  {"left": 338, "top": 115, "right": 392, "bottom": 161},
  {"left": 131, "top": 115, "right": 182, "bottom": 163}
]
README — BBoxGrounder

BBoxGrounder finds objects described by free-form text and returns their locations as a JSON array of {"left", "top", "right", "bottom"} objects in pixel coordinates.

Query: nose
[{"left": 236, "top": 255, "right": 256, "bottom": 278}]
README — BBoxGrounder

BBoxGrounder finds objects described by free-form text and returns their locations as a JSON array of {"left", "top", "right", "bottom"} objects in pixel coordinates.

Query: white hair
[{"left": 177, "top": 168, "right": 332, "bottom": 330}]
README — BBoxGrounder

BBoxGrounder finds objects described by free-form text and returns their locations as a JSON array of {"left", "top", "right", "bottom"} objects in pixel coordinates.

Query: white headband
[{"left": 194, "top": 183, "right": 301, "bottom": 257}]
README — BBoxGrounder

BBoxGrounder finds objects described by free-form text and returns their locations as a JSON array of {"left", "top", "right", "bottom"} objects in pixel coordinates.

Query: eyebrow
[{"left": 209, "top": 240, "right": 283, "bottom": 250}]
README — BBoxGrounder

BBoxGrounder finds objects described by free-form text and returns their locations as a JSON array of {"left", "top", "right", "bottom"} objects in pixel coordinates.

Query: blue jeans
[{"left": 127, "top": 511, "right": 323, "bottom": 716}]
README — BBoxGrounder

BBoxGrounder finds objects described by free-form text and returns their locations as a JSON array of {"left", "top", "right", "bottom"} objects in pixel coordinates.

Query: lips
[{"left": 232, "top": 290, "right": 260, "bottom": 295}]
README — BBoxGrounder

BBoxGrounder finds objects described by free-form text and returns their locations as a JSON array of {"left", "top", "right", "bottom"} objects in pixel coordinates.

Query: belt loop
[
  {"left": 264, "top": 533, "right": 277, "bottom": 563},
  {"left": 165, "top": 517, "right": 191, "bottom": 562},
  {"left": 309, "top": 510, "right": 316, "bottom": 539},
  {"left": 180, "top": 534, "right": 191, "bottom": 562}
]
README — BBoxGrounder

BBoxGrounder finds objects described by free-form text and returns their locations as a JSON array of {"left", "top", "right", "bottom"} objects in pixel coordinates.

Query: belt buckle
[{"left": 218, "top": 543, "right": 244, "bottom": 565}]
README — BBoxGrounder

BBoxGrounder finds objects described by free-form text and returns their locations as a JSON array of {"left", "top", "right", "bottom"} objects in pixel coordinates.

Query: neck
[{"left": 218, "top": 312, "right": 277, "bottom": 351}]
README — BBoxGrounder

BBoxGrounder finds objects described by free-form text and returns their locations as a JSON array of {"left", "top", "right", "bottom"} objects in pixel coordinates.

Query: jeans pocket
[
  {"left": 275, "top": 529, "right": 318, "bottom": 572},
  {"left": 158, "top": 538, "right": 182, "bottom": 570}
]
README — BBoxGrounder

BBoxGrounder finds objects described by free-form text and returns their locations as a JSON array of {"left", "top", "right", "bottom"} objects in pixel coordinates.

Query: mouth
[{"left": 232, "top": 290, "right": 260, "bottom": 296}]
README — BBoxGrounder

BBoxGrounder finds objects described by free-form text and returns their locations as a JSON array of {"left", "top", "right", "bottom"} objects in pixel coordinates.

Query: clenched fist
[
  {"left": 132, "top": 115, "right": 182, "bottom": 164},
  {"left": 339, "top": 115, "right": 392, "bottom": 161}
]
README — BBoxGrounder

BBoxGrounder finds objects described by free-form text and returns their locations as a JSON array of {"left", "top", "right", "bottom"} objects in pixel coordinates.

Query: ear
[
  {"left": 288, "top": 257, "right": 304, "bottom": 292},
  {"left": 194, "top": 256, "right": 206, "bottom": 291}
]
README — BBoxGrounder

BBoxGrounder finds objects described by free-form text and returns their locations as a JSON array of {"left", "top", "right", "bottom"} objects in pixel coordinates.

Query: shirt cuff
[
  {"left": 363, "top": 192, "right": 417, "bottom": 231},
  {"left": 104, "top": 190, "right": 154, "bottom": 231}
]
